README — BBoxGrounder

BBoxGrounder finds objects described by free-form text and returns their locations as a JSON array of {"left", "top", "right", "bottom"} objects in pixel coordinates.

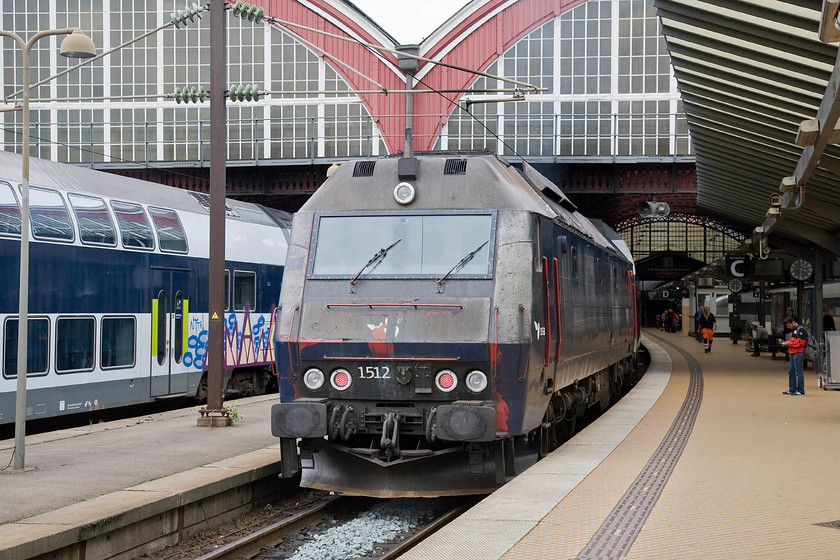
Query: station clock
[
  {"left": 727, "top": 279, "right": 743, "bottom": 293},
  {"left": 789, "top": 258, "right": 813, "bottom": 281}
]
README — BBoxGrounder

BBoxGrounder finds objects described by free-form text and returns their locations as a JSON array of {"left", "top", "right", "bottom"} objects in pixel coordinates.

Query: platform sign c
[{"left": 725, "top": 255, "right": 749, "bottom": 278}]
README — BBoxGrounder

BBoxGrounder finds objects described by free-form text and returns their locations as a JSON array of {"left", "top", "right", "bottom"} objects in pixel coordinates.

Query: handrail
[
  {"left": 326, "top": 303, "right": 463, "bottom": 310},
  {"left": 322, "top": 355, "right": 459, "bottom": 361},
  {"left": 543, "top": 256, "right": 551, "bottom": 366},
  {"left": 6, "top": 111, "right": 694, "bottom": 168},
  {"left": 553, "top": 257, "right": 562, "bottom": 362}
]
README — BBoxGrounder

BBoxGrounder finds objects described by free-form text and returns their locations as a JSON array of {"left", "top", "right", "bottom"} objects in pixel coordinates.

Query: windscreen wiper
[
  {"left": 349, "top": 238, "right": 402, "bottom": 289},
  {"left": 435, "top": 240, "right": 488, "bottom": 292}
]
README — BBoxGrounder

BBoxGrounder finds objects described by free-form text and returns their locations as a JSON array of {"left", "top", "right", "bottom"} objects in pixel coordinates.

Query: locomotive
[
  {"left": 271, "top": 153, "right": 639, "bottom": 497},
  {"left": 0, "top": 151, "right": 289, "bottom": 425}
]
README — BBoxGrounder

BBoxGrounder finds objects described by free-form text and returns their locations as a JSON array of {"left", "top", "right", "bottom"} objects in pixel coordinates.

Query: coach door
[{"left": 151, "top": 268, "right": 190, "bottom": 397}]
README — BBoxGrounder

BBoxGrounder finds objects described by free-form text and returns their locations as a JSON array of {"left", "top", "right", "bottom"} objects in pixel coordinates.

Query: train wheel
[
  {"left": 195, "top": 375, "right": 208, "bottom": 401},
  {"left": 539, "top": 403, "right": 558, "bottom": 457},
  {"left": 557, "top": 416, "right": 576, "bottom": 443}
]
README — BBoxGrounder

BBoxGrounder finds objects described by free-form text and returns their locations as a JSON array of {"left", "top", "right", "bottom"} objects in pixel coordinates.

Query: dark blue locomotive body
[{"left": 272, "top": 153, "right": 638, "bottom": 496}]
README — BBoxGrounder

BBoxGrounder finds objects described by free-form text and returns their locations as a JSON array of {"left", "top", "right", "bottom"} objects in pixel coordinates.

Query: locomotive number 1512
[{"left": 357, "top": 365, "right": 391, "bottom": 379}]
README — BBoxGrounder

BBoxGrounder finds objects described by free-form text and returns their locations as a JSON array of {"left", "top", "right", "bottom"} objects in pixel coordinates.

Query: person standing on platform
[
  {"left": 698, "top": 306, "right": 716, "bottom": 353},
  {"left": 823, "top": 309, "right": 836, "bottom": 332},
  {"left": 781, "top": 307, "right": 796, "bottom": 338},
  {"left": 662, "top": 308, "right": 673, "bottom": 333},
  {"left": 694, "top": 308, "right": 703, "bottom": 341},
  {"left": 781, "top": 316, "right": 807, "bottom": 396}
]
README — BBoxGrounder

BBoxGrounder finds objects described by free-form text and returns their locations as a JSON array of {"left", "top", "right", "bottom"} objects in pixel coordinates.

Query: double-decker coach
[{"left": 0, "top": 151, "right": 289, "bottom": 424}]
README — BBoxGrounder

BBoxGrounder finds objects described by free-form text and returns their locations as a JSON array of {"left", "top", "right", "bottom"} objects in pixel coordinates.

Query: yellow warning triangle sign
[{"left": 212, "top": 312, "right": 219, "bottom": 319}]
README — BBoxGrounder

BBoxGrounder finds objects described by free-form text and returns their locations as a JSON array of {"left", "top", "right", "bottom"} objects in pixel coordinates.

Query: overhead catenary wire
[
  {"left": 3, "top": 20, "right": 176, "bottom": 104},
  {"left": 264, "top": 15, "right": 545, "bottom": 93},
  {"left": 5, "top": 1, "right": 535, "bottom": 171}
]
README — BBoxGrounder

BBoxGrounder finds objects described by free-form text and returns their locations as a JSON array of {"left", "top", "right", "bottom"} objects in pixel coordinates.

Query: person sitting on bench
[{"left": 750, "top": 322, "right": 770, "bottom": 356}]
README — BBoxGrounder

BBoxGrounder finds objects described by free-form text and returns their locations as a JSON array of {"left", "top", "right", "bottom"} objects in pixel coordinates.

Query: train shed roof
[{"left": 656, "top": 0, "right": 840, "bottom": 258}]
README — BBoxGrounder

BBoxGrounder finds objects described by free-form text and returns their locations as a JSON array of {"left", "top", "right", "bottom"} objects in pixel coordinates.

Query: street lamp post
[{"left": 0, "top": 27, "right": 96, "bottom": 470}]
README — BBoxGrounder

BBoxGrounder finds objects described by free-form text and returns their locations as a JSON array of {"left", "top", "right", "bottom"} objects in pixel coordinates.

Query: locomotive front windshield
[{"left": 311, "top": 213, "right": 493, "bottom": 278}]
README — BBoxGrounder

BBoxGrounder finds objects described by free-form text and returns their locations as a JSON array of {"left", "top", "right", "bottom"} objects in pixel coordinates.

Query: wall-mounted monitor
[{"left": 751, "top": 258, "right": 783, "bottom": 278}]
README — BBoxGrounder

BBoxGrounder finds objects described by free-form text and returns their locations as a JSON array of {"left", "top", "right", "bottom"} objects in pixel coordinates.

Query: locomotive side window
[
  {"left": 30, "top": 187, "right": 74, "bottom": 241},
  {"left": 0, "top": 182, "right": 21, "bottom": 235},
  {"left": 56, "top": 317, "right": 95, "bottom": 373},
  {"left": 101, "top": 317, "right": 136, "bottom": 369},
  {"left": 111, "top": 201, "right": 155, "bottom": 250},
  {"left": 149, "top": 207, "right": 188, "bottom": 253},
  {"left": 69, "top": 194, "right": 116, "bottom": 246},
  {"left": 571, "top": 246, "right": 579, "bottom": 278},
  {"left": 311, "top": 213, "right": 493, "bottom": 278},
  {"left": 234, "top": 270, "right": 257, "bottom": 311},
  {"left": 3, "top": 318, "right": 49, "bottom": 377}
]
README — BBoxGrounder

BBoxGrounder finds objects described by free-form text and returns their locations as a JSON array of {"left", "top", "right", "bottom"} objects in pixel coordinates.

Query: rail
[{"left": 194, "top": 495, "right": 467, "bottom": 560}]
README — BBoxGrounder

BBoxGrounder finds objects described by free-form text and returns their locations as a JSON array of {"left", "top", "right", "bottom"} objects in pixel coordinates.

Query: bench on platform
[{"left": 745, "top": 336, "right": 785, "bottom": 358}]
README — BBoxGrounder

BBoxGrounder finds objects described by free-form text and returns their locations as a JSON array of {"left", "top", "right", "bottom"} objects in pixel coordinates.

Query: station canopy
[{"left": 656, "top": 0, "right": 840, "bottom": 257}]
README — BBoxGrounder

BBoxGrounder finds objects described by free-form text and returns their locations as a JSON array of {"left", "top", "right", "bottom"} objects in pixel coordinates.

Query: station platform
[
  {"left": 0, "top": 395, "right": 283, "bottom": 558},
  {"left": 3, "top": 330, "right": 839, "bottom": 559},
  {"left": 403, "top": 329, "right": 840, "bottom": 560}
]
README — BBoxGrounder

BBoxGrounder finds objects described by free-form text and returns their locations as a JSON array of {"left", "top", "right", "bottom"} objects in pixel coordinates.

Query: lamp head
[{"left": 60, "top": 29, "right": 96, "bottom": 59}]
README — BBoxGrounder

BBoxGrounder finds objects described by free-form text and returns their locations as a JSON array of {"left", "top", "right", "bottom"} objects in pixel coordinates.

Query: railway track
[{"left": 195, "top": 494, "right": 469, "bottom": 560}]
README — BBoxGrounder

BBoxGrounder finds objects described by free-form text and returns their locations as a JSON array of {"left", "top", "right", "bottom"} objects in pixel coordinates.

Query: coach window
[
  {"left": 3, "top": 318, "right": 49, "bottom": 378},
  {"left": 174, "top": 291, "right": 184, "bottom": 363},
  {"left": 30, "top": 187, "right": 74, "bottom": 241},
  {"left": 101, "top": 317, "right": 135, "bottom": 369},
  {"left": 0, "top": 182, "right": 21, "bottom": 235},
  {"left": 224, "top": 270, "right": 230, "bottom": 311},
  {"left": 149, "top": 207, "right": 188, "bottom": 253},
  {"left": 56, "top": 317, "right": 95, "bottom": 373},
  {"left": 155, "top": 290, "right": 167, "bottom": 366},
  {"left": 111, "top": 201, "right": 154, "bottom": 250},
  {"left": 234, "top": 270, "right": 256, "bottom": 311},
  {"left": 69, "top": 194, "right": 116, "bottom": 246}
]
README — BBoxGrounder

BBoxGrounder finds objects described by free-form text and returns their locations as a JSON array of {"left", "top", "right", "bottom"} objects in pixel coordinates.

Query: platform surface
[
  {"left": 402, "top": 330, "right": 840, "bottom": 560},
  {"left": 0, "top": 395, "right": 280, "bottom": 525},
  {"left": 4, "top": 331, "right": 839, "bottom": 560}
]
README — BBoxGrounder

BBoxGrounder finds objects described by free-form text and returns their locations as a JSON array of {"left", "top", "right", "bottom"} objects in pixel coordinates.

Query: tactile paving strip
[{"left": 572, "top": 336, "right": 703, "bottom": 559}]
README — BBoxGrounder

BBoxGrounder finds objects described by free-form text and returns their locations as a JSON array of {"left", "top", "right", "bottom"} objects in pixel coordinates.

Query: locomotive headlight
[
  {"left": 435, "top": 369, "right": 458, "bottom": 392},
  {"left": 330, "top": 368, "right": 353, "bottom": 391},
  {"left": 393, "top": 182, "right": 416, "bottom": 205},
  {"left": 303, "top": 368, "right": 325, "bottom": 390},
  {"left": 465, "top": 370, "right": 488, "bottom": 393}
]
